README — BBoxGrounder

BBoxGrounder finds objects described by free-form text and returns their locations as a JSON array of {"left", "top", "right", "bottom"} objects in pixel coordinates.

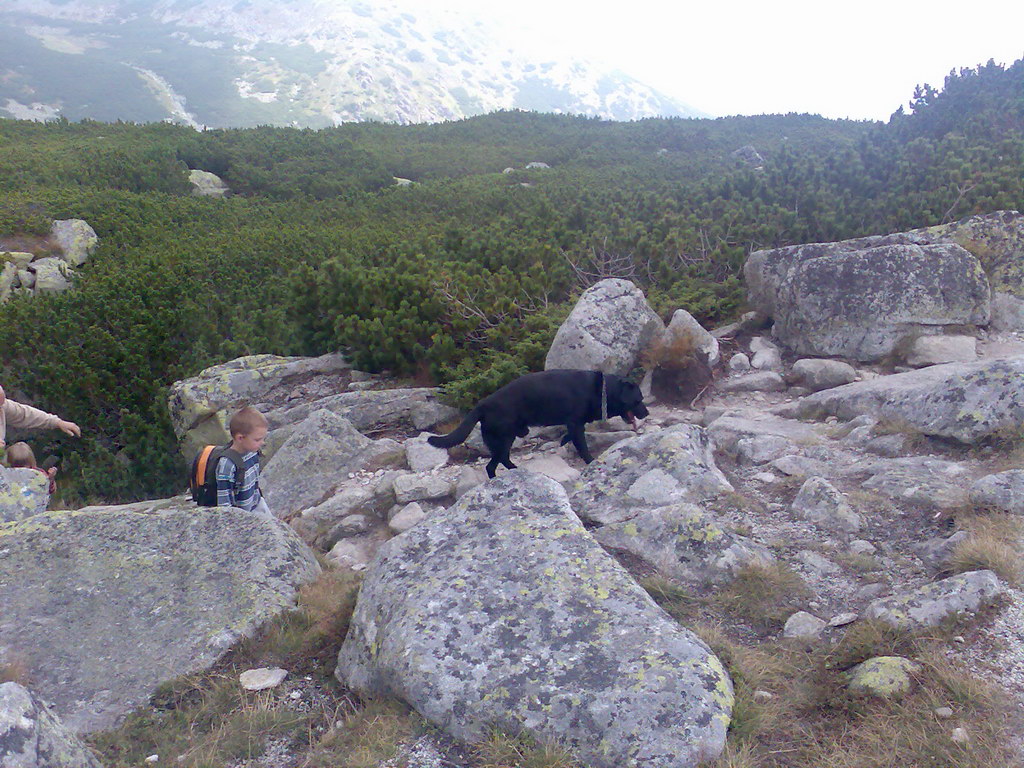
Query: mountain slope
[{"left": 0, "top": 0, "right": 706, "bottom": 127}]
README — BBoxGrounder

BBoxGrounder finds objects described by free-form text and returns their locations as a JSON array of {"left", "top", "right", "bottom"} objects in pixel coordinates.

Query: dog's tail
[{"left": 427, "top": 407, "right": 482, "bottom": 449}]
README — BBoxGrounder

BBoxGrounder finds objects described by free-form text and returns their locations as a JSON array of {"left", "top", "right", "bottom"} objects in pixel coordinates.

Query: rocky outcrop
[
  {"left": 863, "top": 570, "right": 1003, "bottom": 629},
  {"left": 188, "top": 169, "right": 230, "bottom": 197},
  {"left": 0, "top": 496, "right": 320, "bottom": 732},
  {"left": 545, "top": 279, "right": 664, "bottom": 375},
  {"left": 336, "top": 472, "right": 733, "bottom": 768},
  {"left": 797, "top": 357, "right": 1024, "bottom": 444},
  {"left": 0, "top": 467, "right": 50, "bottom": 523},
  {"left": 744, "top": 239, "right": 989, "bottom": 361},
  {"left": 569, "top": 424, "right": 733, "bottom": 526},
  {"left": 50, "top": 219, "right": 98, "bottom": 268},
  {"left": 969, "top": 469, "right": 1024, "bottom": 514},
  {"left": 167, "top": 353, "right": 351, "bottom": 459},
  {"left": 593, "top": 504, "right": 773, "bottom": 587},
  {"left": 0, "top": 683, "right": 102, "bottom": 768},
  {"left": 261, "top": 409, "right": 403, "bottom": 519}
]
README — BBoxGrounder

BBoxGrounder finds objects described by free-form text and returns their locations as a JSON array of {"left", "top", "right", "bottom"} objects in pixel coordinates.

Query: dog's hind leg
[
  {"left": 482, "top": 427, "right": 516, "bottom": 478},
  {"left": 565, "top": 422, "right": 594, "bottom": 463}
]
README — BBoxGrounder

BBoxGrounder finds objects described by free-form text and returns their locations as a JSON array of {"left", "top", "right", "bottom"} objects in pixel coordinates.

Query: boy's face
[{"left": 233, "top": 425, "right": 268, "bottom": 454}]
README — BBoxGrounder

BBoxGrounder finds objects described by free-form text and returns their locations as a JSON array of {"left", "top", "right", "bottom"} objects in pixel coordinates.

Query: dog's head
[{"left": 609, "top": 377, "right": 649, "bottom": 427}]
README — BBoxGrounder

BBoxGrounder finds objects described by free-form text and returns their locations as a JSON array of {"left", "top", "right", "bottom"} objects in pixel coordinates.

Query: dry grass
[
  {"left": 304, "top": 699, "right": 421, "bottom": 768},
  {"left": 0, "top": 657, "right": 30, "bottom": 685},
  {"left": 948, "top": 512, "right": 1023, "bottom": 585},
  {"left": 474, "top": 729, "right": 580, "bottom": 768},
  {"left": 712, "top": 562, "right": 811, "bottom": 632}
]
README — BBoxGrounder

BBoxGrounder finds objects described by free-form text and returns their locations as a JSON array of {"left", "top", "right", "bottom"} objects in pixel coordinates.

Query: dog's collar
[{"left": 600, "top": 371, "right": 608, "bottom": 421}]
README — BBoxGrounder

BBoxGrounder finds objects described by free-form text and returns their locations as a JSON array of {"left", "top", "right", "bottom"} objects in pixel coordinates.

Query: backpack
[{"left": 189, "top": 445, "right": 246, "bottom": 506}]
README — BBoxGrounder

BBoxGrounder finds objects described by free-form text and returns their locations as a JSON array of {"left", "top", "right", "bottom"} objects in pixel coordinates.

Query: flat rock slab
[
  {"left": 798, "top": 356, "right": 1024, "bottom": 443},
  {"left": 863, "top": 570, "right": 1003, "bottom": 629},
  {"left": 0, "top": 497, "right": 320, "bottom": 732},
  {"left": 337, "top": 471, "right": 732, "bottom": 768}
]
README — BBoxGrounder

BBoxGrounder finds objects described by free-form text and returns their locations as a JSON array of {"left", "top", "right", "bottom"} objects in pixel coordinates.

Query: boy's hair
[
  {"left": 229, "top": 406, "right": 268, "bottom": 438},
  {"left": 6, "top": 442, "right": 36, "bottom": 468}
]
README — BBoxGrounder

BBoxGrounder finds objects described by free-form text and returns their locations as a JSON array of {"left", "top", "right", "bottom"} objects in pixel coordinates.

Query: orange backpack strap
[{"left": 193, "top": 445, "right": 216, "bottom": 488}]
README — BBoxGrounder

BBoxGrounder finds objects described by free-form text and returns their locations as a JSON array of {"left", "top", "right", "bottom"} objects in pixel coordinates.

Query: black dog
[{"left": 428, "top": 369, "right": 649, "bottom": 478}]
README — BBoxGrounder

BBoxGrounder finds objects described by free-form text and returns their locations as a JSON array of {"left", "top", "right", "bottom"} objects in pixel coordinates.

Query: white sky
[{"left": 400, "top": 0, "right": 1024, "bottom": 121}]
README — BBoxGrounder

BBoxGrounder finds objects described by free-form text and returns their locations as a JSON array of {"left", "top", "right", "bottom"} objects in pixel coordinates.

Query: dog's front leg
[{"left": 566, "top": 423, "right": 593, "bottom": 463}]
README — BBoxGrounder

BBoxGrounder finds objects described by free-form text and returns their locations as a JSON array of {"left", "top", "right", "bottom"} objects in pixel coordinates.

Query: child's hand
[{"left": 47, "top": 467, "right": 58, "bottom": 479}]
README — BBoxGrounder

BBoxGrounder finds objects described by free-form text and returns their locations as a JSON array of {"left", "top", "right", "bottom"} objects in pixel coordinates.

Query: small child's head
[
  {"left": 6, "top": 441, "right": 36, "bottom": 469},
  {"left": 229, "top": 406, "right": 268, "bottom": 453}
]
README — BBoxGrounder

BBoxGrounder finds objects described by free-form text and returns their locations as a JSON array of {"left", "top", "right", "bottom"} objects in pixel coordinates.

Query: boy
[
  {"left": 5, "top": 441, "right": 58, "bottom": 494},
  {"left": 216, "top": 406, "right": 269, "bottom": 515}
]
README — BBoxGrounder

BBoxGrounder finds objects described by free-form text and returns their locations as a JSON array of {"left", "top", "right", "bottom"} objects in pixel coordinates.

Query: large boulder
[
  {"left": 568, "top": 425, "right": 733, "bottom": 526},
  {"left": 0, "top": 467, "right": 50, "bottom": 523},
  {"left": 0, "top": 496, "right": 320, "bottom": 732},
  {"left": 167, "top": 353, "right": 351, "bottom": 460},
  {"left": 30, "top": 258, "right": 74, "bottom": 295},
  {"left": 336, "top": 472, "right": 733, "bottom": 768},
  {"left": 593, "top": 504, "right": 773, "bottom": 587},
  {"left": 797, "top": 357, "right": 1024, "bottom": 444},
  {"left": 188, "top": 169, "right": 230, "bottom": 197},
  {"left": 0, "top": 683, "right": 102, "bottom": 768},
  {"left": 261, "top": 409, "right": 403, "bottom": 519},
  {"left": 545, "top": 279, "right": 664, "bottom": 375},
  {"left": 744, "top": 239, "right": 989, "bottom": 361},
  {"left": 50, "top": 219, "right": 98, "bottom": 268}
]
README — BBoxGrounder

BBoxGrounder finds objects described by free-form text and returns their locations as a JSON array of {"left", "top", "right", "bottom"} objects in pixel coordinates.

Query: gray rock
[
  {"left": 728, "top": 353, "right": 751, "bottom": 373},
  {"left": 336, "top": 472, "right": 733, "bottom": 768},
  {"left": 914, "top": 530, "right": 970, "bottom": 569},
  {"left": 30, "top": 257, "right": 73, "bottom": 294},
  {"left": 0, "top": 497, "right": 320, "bottom": 732},
  {"left": 861, "top": 457, "right": 970, "bottom": 511},
  {"left": 16, "top": 268, "right": 34, "bottom": 290},
  {"left": 864, "top": 434, "right": 909, "bottom": 457},
  {"left": 262, "top": 409, "right": 403, "bottom": 518},
  {"left": 50, "top": 219, "right": 98, "bottom": 267},
  {"left": 453, "top": 466, "right": 487, "bottom": 499},
  {"left": 327, "top": 533, "right": 384, "bottom": 571},
  {"left": 520, "top": 455, "right": 581, "bottom": 484},
  {"left": 328, "top": 513, "right": 377, "bottom": 539},
  {"left": 748, "top": 336, "right": 779, "bottom": 354},
  {"left": 828, "top": 612, "right": 858, "bottom": 627},
  {"left": 405, "top": 435, "right": 449, "bottom": 472},
  {"left": 783, "top": 611, "right": 826, "bottom": 639},
  {"left": 790, "top": 359, "right": 858, "bottom": 392},
  {"left": 751, "top": 347, "right": 782, "bottom": 372},
  {"left": 732, "top": 145, "right": 764, "bottom": 168},
  {"left": 388, "top": 502, "right": 427, "bottom": 534},
  {"left": 393, "top": 473, "right": 454, "bottom": 504},
  {"left": 989, "top": 291, "right": 1024, "bottom": 331},
  {"left": 594, "top": 504, "right": 773, "bottom": 587},
  {"left": 545, "top": 278, "right": 664, "bottom": 376},
  {"left": 0, "top": 467, "right": 50, "bottom": 523},
  {"left": 798, "top": 357, "right": 1024, "bottom": 444},
  {"left": 662, "top": 309, "right": 720, "bottom": 366},
  {"left": 790, "top": 477, "right": 861, "bottom": 533},
  {"left": 0, "top": 262, "right": 16, "bottom": 302},
  {"left": 719, "top": 372, "right": 786, "bottom": 392},
  {"left": 849, "top": 540, "right": 877, "bottom": 556},
  {"left": 239, "top": 667, "right": 287, "bottom": 691},
  {"left": 188, "top": 169, "right": 230, "bottom": 197},
  {"left": 863, "top": 570, "right": 1003, "bottom": 629},
  {"left": 797, "top": 550, "right": 840, "bottom": 577},
  {"left": 970, "top": 469, "right": 1024, "bottom": 514},
  {"left": 771, "top": 455, "right": 832, "bottom": 479},
  {"left": 291, "top": 485, "right": 381, "bottom": 549},
  {"left": 569, "top": 425, "right": 733, "bottom": 525},
  {"left": 707, "top": 412, "right": 823, "bottom": 456},
  {"left": 745, "top": 239, "right": 989, "bottom": 361},
  {"left": 847, "top": 657, "right": 920, "bottom": 697},
  {"left": 0, "top": 682, "right": 102, "bottom": 767},
  {"left": 735, "top": 435, "right": 794, "bottom": 465},
  {"left": 903, "top": 335, "right": 977, "bottom": 367},
  {"left": 525, "top": 161, "right": 551, "bottom": 169}
]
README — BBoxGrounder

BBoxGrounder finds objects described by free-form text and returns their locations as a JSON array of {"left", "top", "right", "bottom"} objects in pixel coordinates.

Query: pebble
[
  {"left": 934, "top": 706, "right": 954, "bottom": 719},
  {"left": 951, "top": 727, "right": 969, "bottom": 743},
  {"left": 145, "top": 756, "right": 159, "bottom": 764}
]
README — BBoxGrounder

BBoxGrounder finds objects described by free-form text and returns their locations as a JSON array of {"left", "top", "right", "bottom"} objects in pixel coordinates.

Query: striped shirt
[{"left": 215, "top": 450, "right": 262, "bottom": 512}]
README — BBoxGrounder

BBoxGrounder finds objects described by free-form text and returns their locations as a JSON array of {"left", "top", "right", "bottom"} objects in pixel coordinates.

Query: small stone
[
  {"left": 934, "top": 706, "right": 954, "bottom": 719},
  {"left": 827, "top": 612, "right": 858, "bottom": 627},
  {"left": 753, "top": 472, "right": 777, "bottom": 484},
  {"left": 289, "top": 690, "right": 302, "bottom": 700},
  {"left": 954, "top": 636, "right": 965, "bottom": 643},
  {"left": 849, "top": 540, "right": 877, "bottom": 556},
  {"left": 951, "top": 727, "right": 968, "bottom": 743},
  {"left": 145, "top": 756, "right": 159, "bottom": 764},
  {"left": 240, "top": 667, "right": 288, "bottom": 691},
  {"left": 752, "top": 690, "right": 774, "bottom": 702},
  {"left": 783, "top": 611, "right": 827, "bottom": 640}
]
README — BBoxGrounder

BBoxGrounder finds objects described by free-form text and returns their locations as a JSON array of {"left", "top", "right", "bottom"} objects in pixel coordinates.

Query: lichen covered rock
[
  {"left": 545, "top": 278, "right": 664, "bottom": 376},
  {"left": 569, "top": 425, "right": 733, "bottom": 526},
  {"left": 0, "top": 682, "right": 101, "bottom": 767},
  {"left": 0, "top": 466, "right": 50, "bottom": 523},
  {"left": 336, "top": 471, "right": 733, "bottom": 768},
  {"left": 847, "top": 656, "right": 921, "bottom": 698},
  {"left": 0, "top": 496, "right": 320, "bottom": 732},
  {"left": 863, "top": 570, "right": 1003, "bottom": 629}
]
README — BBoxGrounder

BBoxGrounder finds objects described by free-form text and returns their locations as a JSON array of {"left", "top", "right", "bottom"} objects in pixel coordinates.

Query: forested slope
[{"left": 1, "top": 58, "right": 1021, "bottom": 503}]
